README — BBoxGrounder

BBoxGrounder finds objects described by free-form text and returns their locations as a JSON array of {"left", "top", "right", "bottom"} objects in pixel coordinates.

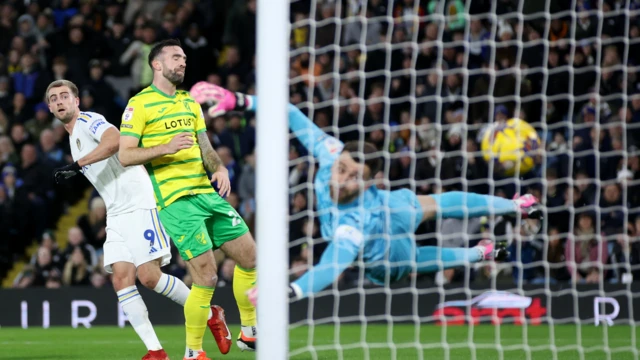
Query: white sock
[
  {"left": 185, "top": 349, "right": 205, "bottom": 359},
  {"left": 118, "top": 286, "right": 162, "bottom": 351},
  {"left": 241, "top": 325, "right": 257, "bottom": 338},
  {"left": 154, "top": 273, "right": 213, "bottom": 319}
]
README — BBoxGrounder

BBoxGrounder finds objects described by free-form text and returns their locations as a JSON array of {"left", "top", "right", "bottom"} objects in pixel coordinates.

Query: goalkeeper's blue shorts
[{"left": 365, "top": 189, "right": 423, "bottom": 285}]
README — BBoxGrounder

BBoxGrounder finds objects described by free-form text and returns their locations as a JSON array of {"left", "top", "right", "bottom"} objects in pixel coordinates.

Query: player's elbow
[
  {"left": 118, "top": 149, "right": 132, "bottom": 167},
  {"left": 106, "top": 141, "right": 119, "bottom": 157}
]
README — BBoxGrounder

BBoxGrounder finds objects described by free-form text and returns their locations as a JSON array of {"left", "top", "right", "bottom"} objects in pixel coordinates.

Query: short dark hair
[
  {"left": 342, "top": 141, "right": 382, "bottom": 178},
  {"left": 148, "top": 38, "right": 182, "bottom": 69}
]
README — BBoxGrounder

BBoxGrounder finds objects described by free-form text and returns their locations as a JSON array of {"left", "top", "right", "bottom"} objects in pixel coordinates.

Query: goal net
[{"left": 284, "top": 0, "right": 640, "bottom": 359}]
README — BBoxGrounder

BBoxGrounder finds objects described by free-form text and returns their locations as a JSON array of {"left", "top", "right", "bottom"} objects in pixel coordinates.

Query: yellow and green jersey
[{"left": 120, "top": 84, "right": 213, "bottom": 209}]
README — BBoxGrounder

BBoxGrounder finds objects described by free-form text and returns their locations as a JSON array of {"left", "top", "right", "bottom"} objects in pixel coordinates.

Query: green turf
[{"left": 0, "top": 324, "right": 637, "bottom": 360}]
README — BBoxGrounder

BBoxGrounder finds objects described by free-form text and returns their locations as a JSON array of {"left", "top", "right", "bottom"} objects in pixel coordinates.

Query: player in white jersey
[{"left": 47, "top": 80, "right": 232, "bottom": 360}]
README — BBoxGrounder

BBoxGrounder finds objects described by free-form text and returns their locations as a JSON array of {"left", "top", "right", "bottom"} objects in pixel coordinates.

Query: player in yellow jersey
[{"left": 118, "top": 39, "right": 257, "bottom": 360}]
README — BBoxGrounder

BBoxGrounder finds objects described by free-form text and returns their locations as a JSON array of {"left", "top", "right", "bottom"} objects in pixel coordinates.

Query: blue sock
[
  {"left": 430, "top": 191, "right": 517, "bottom": 219},
  {"left": 415, "top": 246, "right": 483, "bottom": 273}
]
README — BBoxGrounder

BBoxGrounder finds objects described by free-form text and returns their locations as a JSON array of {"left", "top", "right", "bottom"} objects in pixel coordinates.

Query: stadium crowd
[{"left": 1, "top": 0, "right": 640, "bottom": 289}]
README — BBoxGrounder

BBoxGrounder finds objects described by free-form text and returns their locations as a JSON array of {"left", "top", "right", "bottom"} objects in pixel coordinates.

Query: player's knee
[
  {"left": 237, "top": 258, "right": 256, "bottom": 270},
  {"left": 139, "top": 273, "right": 159, "bottom": 290},
  {"left": 111, "top": 272, "right": 135, "bottom": 292}
]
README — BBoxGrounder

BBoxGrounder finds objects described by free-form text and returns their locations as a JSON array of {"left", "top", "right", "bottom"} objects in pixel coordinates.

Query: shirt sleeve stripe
[{"left": 120, "top": 131, "right": 141, "bottom": 139}]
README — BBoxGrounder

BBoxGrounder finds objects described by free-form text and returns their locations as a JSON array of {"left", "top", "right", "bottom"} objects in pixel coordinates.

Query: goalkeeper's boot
[
  {"left": 475, "top": 239, "right": 495, "bottom": 261},
  {"left": 142, "top": 349, "right": 169, "bottom": 360},
  {"left": 513, "top": 194, "right": 543, "bottom": 220},
  {"left": 237, "top": 328, "right": 257, "bottom": 352},
  {"left": 207, "top": 305, "right": 232, "bottom": 354},
  {"left": 493, "top": 241, "right": 510, "bottom": 262}
]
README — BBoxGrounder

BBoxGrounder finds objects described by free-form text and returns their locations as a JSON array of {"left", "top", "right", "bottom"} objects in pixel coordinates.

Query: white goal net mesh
[{"left": 286, "top": 0, "right": 640, "bottom": 359}]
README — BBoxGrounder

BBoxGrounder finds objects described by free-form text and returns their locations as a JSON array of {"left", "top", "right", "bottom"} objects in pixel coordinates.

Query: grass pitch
[{"left": 0, "top": 324, "right": 638, "bottom": 359}]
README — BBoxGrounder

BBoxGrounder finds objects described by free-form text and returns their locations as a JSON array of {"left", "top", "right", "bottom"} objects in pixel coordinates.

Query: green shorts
[{"left": 158, "top": 192, "right": 249, "bottom": 260}]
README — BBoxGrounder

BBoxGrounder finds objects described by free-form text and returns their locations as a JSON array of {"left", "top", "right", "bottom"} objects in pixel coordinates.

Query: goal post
[{"left": 255, "top": 0, "right": 290, "bottom": 358}]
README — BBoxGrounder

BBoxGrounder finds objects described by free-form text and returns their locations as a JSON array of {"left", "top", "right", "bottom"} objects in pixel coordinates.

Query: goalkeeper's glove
[
  {"left": 53, "top": 161, "right": 82, "bottom": 184},
  {"left": 190, "top": 82, "right": 250, "bottom": 118}
]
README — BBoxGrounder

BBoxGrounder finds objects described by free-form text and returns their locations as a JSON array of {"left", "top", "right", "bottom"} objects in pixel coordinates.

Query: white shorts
[{"left": 103, "top": 208, "right": 172, "bottom": 273}]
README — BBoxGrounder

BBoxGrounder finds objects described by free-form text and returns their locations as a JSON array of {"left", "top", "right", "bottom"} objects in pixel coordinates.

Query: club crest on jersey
[
  {"left": 182, "top": 100, "right": 190, "bottom": 111},
  {"left": 123, "top": 107, "right": 134, "bottom": 122},
  {"left": 76, "top": 138, "right": 82, "bottom": 151}
]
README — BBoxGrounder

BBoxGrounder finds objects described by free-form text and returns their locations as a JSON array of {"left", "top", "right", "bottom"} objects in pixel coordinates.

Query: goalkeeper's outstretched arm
[
  {"left": 189, "top": 82, "right": 343, "bottom": 167},
  {"left": 246, "top": 96, "right": 344, "bottom": 167},
  {"left": 289, "top": 224, "right": 362, "bottom": 300}
]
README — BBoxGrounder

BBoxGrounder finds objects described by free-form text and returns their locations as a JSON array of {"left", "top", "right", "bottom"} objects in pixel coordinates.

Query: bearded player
[
  {"left": 48, "top": 80, "right": 231, "bottom": 360},
  {"left": 190, "top": 83, "right": 543, "bottom": 303},
  {"left": 118, "top": 40, "right": 258, "bottom": 360}
]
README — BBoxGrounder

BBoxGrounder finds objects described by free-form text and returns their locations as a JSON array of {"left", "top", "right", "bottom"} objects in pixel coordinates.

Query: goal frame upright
[{"left": 256, "top": 0, "right": 290, "bottom": 358}]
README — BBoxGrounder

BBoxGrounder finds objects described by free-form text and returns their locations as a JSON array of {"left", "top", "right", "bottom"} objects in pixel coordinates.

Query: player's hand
[
  {"left": 190, "top": 82, "right": 249, "bottom": 118},
  {"left": 53, "top": 161, "right": 82, "bottom": 184},
  {"left": 211, "top": 167, "right": 231, "bottom": 197},
  {"left": 165, "top": 132, "right": 194, "bottom": 154}
]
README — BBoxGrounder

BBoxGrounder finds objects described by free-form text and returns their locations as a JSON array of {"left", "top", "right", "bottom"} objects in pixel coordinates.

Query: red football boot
[
  {"left": 207, "top": 305, "right": 232, "bottom": 354},
  {"left": 142, "top": 349, "right": 169, "bottom": 360}
]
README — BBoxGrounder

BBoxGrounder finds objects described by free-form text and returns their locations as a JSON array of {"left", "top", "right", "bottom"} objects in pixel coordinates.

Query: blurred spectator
[
  {"left": 25, "top": 102, "right": 52, "bottom": 139},
  {"left": 609, "top": 217, "right": 640, "bottom": 283},
  {"left": 600, "top": 183, "right": 625, "bottom": 236},
  {"left": 29, "top": 230, "right": 63, "bottom": 269},
  {"left": 62, "top": 246, "right": 91, "bottom": 286},
  {"left": 565, "top": 212, "right": 609, "bottom": 283},
  {"left": 120, "top": 22, "right": 157, "bottom": 94},
  {"left": 0, "top": 135, "right": 19, "bottom": 167},
  {"left": 85, "top": 59, "right": 123, "bottom": 123},
  {"left": 39, "top": 128, "right": 65, "bottom": 167},
  {"left": 33, "top": 246, "right": 61, "bottom": 287},
  {"left": 223, "top": 0, "right": 256, "bottom": 61},
  {"left": 238, "top": 151, "right": 256, "bottom": 203},
  {"left": 217, "top": 258, "right": 235, "bottom": 287},
  {"left": 77, "top": 196, "right": 107, "bottom": 251},
  {"left": 91, "top": 271, "right": 107, "bottom": 288},
  {"left": 62, "top": 226, "right": 97, "bottom": 268},
  {"left": 218, "top": 114, "right": 254, "bottom": 164},
  {"left": 215, "top": 146, "right": 241, "bottom": 192},
  {"left": 182, "top": 23, "right": 214, "bottom": 89}
]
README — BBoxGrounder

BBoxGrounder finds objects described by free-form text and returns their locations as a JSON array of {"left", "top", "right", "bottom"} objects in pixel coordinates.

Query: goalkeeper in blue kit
[{"left": 190, "top": 82, "right": 543, "bottom": 302}]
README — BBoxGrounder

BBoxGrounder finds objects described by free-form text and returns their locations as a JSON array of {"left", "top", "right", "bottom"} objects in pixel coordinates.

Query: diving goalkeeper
[{"left": 190, "top": 83, "right": 543, "bottom": 301}]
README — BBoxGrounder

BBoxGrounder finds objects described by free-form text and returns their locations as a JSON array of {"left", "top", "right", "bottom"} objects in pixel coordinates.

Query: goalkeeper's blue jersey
[
  {"left": 313, "top": 157, "right": 424, "bottom": 284},
  {"left": 263, "top": 99, "right": 425, "bottom": 285}
]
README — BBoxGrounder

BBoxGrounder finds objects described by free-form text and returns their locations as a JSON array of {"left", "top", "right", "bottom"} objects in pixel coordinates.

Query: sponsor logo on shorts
[
  {"left": 76, "top": 138, "right": 82, "bottom": 151},
  {"left": 195, "top": 232, "right": 206, "bottom": 245},
  {"left": 177, "top": 235, "right": 185, "bottom": 243}
]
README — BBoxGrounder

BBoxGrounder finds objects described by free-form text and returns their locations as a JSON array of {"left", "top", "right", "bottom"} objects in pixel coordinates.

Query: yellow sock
[
  {"left": 233, "top": 265, "right": 257, "bottom": 327},
  {"left": 185, "top": 284, "right": 214, "bottom": 350}
]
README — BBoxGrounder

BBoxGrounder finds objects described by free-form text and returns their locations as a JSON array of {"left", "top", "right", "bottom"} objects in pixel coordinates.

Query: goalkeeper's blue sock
[
  {"left": 415, "top": 246, "right": 483, "bottom": 273},
  {"left": 430, "top": 191, "right": 517, "bottom": 219},
  {"left": 118, "top": 285, "right": 163, "bottom": 351}
]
